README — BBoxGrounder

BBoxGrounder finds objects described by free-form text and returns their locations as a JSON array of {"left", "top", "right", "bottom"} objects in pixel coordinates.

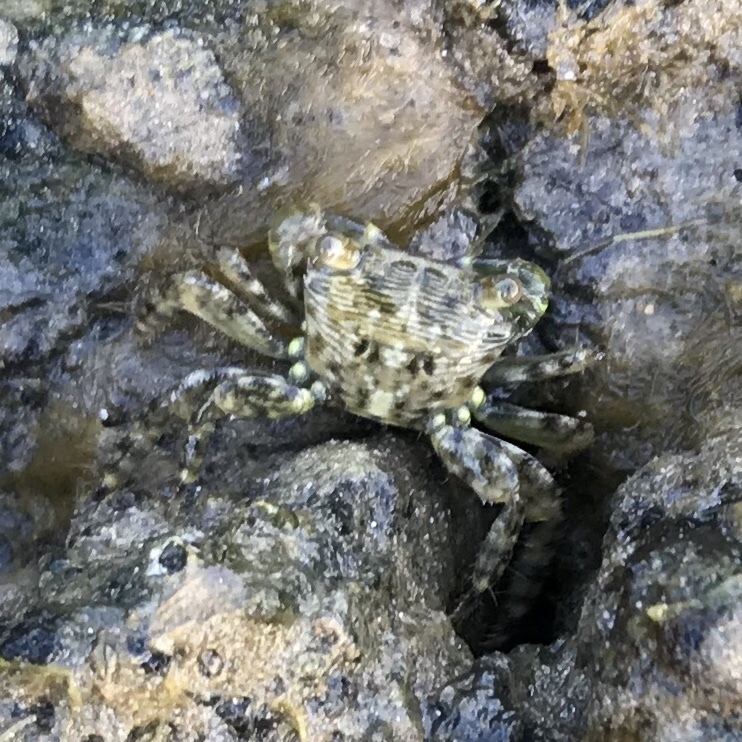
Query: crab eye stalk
[{"left": 313, "top": 234, "right": 362, "bottom": 270}]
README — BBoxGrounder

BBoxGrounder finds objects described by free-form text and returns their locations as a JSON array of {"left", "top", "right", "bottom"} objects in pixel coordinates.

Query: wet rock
[
  {"left": 511, "top": 0, "right": 742, "bottom": 469},
  {"left": 22, "top": 26, "right": 245, "bottom": 190},
  {"left": 428, "top": 428, "right": 742, "bottom": 741},
  {"left": 14, "top": 0, "right": 541, "bottom": 240},
  {"left": 515, "top": 110, "right": 741, "bottom": 472},
  {"left": 0, "top": 147, "right": 167, "bottom": 485},
  {"left": 498, "top": 0, "right": 555, "bottom": 60},
  {"left": 197, "top": 0, "right": 494, "bottom": 239},
  {"left": 0, "top": 19, "right": 18, "bottom": 66},
  {"left": 440, "top": 0, "right": 535, "bottom": 112},
  {"left": 4, "top": 0, "right": 742, "bottom": 738},
  {"left": 425, "top": 640, "right": 594, "bottom": 741},
  {"left": 0, "top": 435, "right": 472, "bottom": 740},
  {"left": 0, "top": 153, "right": 166, "bottom": 368},
  {"left": 576, "top": 428, "right": 742, "bottom": 740},
  {"left": 424, "top": 653, "right": 524, "bottom": 741},
  {"left": 509, "top": 28, "right": 742, "bottom": 624},
  {"left": 537, "top": 0, "right": 742, "bottom": 134}
]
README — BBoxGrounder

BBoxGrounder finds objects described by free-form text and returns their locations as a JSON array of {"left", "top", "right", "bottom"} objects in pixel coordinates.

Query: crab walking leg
[
  {"left": 492, "top": 438, "right": 562, "bottom": 523},
  {"left": 175, "top": 271, "right": 290, "bottom": 359},
  {"left": 483, "top": 348, "right": 603, "bottom": 386},
  {"left": 176, "top": 369, "right": 319, "bottom": 485},
  {"left": 96, "top": 367, "right": 256, "bottom": 494},
  {"left": 485, "top": 516, "right": 562, "bottom": 648},
  {"left": 472, "top": 398, "right": 594, "bottom": 454},
  {"left": 214, "top": 247, "right": 300, "bottom": 327},
  {"left": 428, "top": 420, "right": 525, "bottom": 592},
  {"left": 97, "top": 419, "right": 163, "bottom": 494},
  {"left": 268, "top": 205, "right": 325, "bottom": 303}
]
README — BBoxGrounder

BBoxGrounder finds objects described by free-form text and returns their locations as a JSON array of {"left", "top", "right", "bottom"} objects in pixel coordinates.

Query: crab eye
[
  {"left": 314, "top": 234, "right": 361, "bottom": 270},
  {"left": 494, "top": 277, "right": 522, "bottom": 304},
  {"left": 480, "top": 276, "right": 523, "bottom": 309}
]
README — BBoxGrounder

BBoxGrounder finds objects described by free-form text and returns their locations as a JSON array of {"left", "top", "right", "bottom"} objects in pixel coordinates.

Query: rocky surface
[
  {"left": 577, "top": 428, "right": 742, "bottom": 740},
  {"left": 1, "top": 435, "right": 473, "bottom": 739},
  {"left": 1, "top": 0, "right": 741, "bottom": 740},
  {"left": 429, "top": 427, "right": 742, "bottom": 740}
]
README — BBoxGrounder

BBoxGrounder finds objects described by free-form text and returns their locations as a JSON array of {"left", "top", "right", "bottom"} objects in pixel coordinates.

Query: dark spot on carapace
[
  {"left": 310, "top": 334, "right": 327, "bottom": 356},
  {"left": 391, "top": 259, "right": 418, "bottom": 274},
  {"left": 393, "top": 397, "right": 408, "bottom": 412},
  {"left": 363, "top": 279, "right": 405, "bottom": 317},
  {"left": 442, "top": 294, "right": 459, "bottom": 310},
  {"left": 376, "top": 296, "right": 403, "bottom": 318},
  {"left": 421, "top": 353, "right": 435, "bottom": 375},
  {"left": 354, "top": 338, "right": 370, "bottom": 357},
  {"left": 367, "top": 341, "right": 380, "bottom": 364},
  {"left": 406, "top": 352, "right": 436, "bottom": 376},
  {"left": 354, "top": 387, "right": 370, "bottom": 409}
]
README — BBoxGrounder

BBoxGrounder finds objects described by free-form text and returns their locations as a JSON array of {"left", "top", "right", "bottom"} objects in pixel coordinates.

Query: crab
[{"left": 130, "top": 206, "right": 600, "bottom": 595}]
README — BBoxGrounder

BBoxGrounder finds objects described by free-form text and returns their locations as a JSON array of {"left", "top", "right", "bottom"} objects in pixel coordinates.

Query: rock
[
  {"left": 577, "top": 428, "right": 742, "bottom": 739},
  {"left": 22, "top": 26, "right": 244, "bottom": 191},
  {"left": 430, "top": 428, "right": 742, "bottom": 741},
  {"left": 515, "top": 112, "right": 742, "bottom": 473},
  {"left": 3, "top": 0, "right": 742, "bottom": 739},
  {"left": 0, "top": 19, "right": 19, "bottom": 66},
  {"left": 18, "top": 1, "right": 502, "bottom": 233},
  {"left": 0, "top": 145, "right": 167, "bottom": 478},
  {"left": 1, "top": 435, "right": 472, "bottom": 740}
]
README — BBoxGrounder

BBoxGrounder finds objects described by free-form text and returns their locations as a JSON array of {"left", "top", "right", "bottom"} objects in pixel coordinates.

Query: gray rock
[
  {"left": 1, "top": 435, "right": 472, "bottom": 740},
  {"left": 0, "top": 19, "right": 19, "bottom": 66},
  {"left": 22, "top": 25, "right": 245, "bottom": 190},
  {"left": 576, "top": 428, "right": 742, "bottom": 740},
  {"left": 0, "top": 147, "right": 167, "bottom": 479},
  {"left": 431, "top": 428, "right": 742, "bottom": 741},
  {"left": 3, "top": 0, "right": 742, "bottom": 740},
  {"left": 515, "top": 112, "right": 741, "bottom": 471}
]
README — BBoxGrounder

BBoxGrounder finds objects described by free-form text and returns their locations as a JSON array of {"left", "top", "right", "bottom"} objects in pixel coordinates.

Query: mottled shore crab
[{"left": 130, "top": 207, "right": 599, "bottom": 594}]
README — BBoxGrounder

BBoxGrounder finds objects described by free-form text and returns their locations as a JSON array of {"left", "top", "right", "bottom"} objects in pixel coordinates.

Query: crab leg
[
  {"left": 268, "top": 206, "right": 325, "bottom": 303},
  {"left": 428, "top": 420, "right": 524, "bottom": 592},
  {"left": 214, "top": 247, "right": 300, "bottom": 327},
  {"left": 174, "top": 368, "right": 320, "bottom": 486},
  {"left": 429, "top": 409, "right": 563, "bottom": 592},
  {"left": 484, "top": 516, "right": 562, "bottom": 648},
  {"left": 490, "top": 437, "right": 562, "bottom": 522},
  {"left": 472, "top": 398, "right": 594, "bottom": 454},
  {"left": 483, "top": 348, "right": 603, "bottom": 386},
  {"left": 174, "top": 271, "right": 290, "bottom": 359}
]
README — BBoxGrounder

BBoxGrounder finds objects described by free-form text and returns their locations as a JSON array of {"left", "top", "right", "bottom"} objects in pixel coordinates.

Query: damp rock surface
[
  {"left": 1, "top": 435, "right": 472, "bottom": 740},
  {"left": 428, "top": 428, "right": 742, "bottom": 741},
  {"left": 576, "top": 428, "right": 742, "bottom": 740},
  {"left": 1, "top": 1, "right": 742, "bottom": 740},
  {"left": 22, "top": 26, "right": 245, "bottom": 189}
]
